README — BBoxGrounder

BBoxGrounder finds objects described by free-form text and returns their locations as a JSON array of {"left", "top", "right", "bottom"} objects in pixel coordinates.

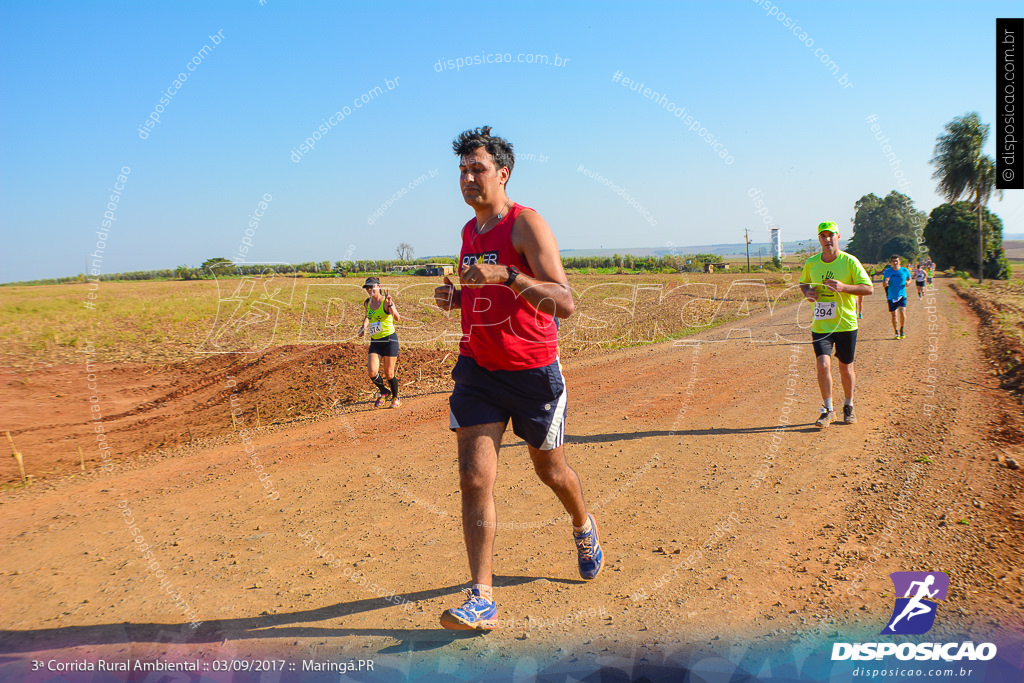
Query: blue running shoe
[
  {"left": 439, "top": 588, "right": 497, "bottom": 631},
  {"left": 574, "top": 514, "right": 603, "bottom": 580}
]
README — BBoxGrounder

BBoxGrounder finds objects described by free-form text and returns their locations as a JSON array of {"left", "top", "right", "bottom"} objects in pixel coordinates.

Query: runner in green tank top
[{"left": 357, "top": 277, "right": 402, "bottom": 408}]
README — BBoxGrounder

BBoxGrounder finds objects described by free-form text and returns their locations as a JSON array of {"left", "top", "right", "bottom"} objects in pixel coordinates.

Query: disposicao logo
[
  {"left": 882, "top": 571, "right": 948, "bottom": 635},
  {"left": 831, "top": 571, "right": 997, "bottom": 662}
]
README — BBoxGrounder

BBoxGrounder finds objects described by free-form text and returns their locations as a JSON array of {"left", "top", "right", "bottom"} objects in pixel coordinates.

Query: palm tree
[{"left": 929, "top": 113, "right": 1002, "bottom": 283}]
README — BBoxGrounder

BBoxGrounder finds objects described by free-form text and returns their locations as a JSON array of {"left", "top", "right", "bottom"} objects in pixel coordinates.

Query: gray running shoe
[
  {"left": 815, "top": 410, "right": 836, "bottom": 429},
  {"left": 843, "top": 404, "right": 856, "bottom": 424}
]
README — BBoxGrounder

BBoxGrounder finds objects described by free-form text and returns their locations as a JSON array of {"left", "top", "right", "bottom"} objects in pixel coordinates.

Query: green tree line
[{"left": 4, "top": 253, "right": 743, "bottom": 287}]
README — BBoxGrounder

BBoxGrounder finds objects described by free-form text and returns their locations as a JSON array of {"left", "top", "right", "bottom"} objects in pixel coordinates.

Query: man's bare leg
[
  {"left": 529, "top": 444, "right": 587, "bottom": 527},
  {"left": 839, "top": 360, "right": 855, "bottom": 403},
  {"left": 530, "top": 441, "right": 603, "bottom": 579},
  {"left": 816, "top": 354, "right": 833, "bottom": 404},
  {"left": 456, "top": 422, "right": 505, "bottom": 588},
  {"left": 814, "top": 354, "right": 836, "bottom": 427}
]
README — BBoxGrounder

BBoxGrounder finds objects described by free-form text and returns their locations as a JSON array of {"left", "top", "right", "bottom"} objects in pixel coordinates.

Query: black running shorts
[
  {"left": 368, "top": 332, "right": 399, "bottom": 357},
  {"left": 811, "top": 329, "right": 858, "bottom": 365}
]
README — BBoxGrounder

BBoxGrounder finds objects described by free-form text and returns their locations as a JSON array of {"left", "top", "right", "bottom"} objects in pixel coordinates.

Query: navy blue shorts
[
  {"left": 887, "top": 297, "right": 907, "bottom": 312},
  {"left": 448, "top": 355, "right": 566, "bottom": 451}
]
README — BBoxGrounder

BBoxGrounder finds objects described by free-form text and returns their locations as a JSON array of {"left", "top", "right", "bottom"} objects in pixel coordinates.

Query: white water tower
[{"left": 770, "top": 227, "right": 782, "bottom": 259}]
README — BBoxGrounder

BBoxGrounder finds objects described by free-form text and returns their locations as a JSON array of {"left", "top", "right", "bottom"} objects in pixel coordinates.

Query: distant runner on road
[
  {"left": 914, "top": 264, "right": 927, "bottom": 299},
  {"left": 433, "top": 126, "right": 601, "bottom": 631},
  {"left": 358, "top": 277, "right": 402, "bottom": 408},
  {"left": 799, "top": 221, "right": 874, "bottom": 428},
  {"left": 882, "top": 256, "right": 911, "bottom": 339}
]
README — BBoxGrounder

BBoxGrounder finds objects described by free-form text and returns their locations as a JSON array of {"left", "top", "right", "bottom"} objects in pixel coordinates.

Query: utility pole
[{"left": 744, "top": 228, "right": 752, "bottom": 273}]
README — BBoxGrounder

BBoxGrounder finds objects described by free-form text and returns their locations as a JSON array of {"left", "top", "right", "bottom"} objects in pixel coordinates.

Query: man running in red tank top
[{"left": 433, "top": 126, "right": 603, "bottom": 630}]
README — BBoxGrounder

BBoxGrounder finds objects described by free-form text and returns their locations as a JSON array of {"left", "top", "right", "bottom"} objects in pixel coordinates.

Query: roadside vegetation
[{"left": 951, "top": 278, "right": 1024, "bottom": 399}]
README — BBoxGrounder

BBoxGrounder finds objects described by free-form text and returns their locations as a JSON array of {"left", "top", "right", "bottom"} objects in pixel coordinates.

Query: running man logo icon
[{"left": 881, "top": 571, "right": 949, "bottom": 635}]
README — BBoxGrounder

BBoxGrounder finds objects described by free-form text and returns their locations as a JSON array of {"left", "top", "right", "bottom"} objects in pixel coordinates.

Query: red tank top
[{"left": 458, "top": 203, "right": 559, "bottom": 371}]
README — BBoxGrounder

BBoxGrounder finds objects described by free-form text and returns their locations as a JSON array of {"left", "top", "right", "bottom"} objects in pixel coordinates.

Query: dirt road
[{"left": 0, "top": 278, "right": 1021, "bottom": 679}]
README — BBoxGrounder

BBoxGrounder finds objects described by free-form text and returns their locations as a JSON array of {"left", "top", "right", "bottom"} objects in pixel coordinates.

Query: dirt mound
[{"left": 0, "top": 344, "right": 455, "bottom": 484}]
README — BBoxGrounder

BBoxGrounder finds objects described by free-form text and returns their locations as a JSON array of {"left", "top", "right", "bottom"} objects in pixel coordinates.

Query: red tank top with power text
[{"left": 458, "top": 203, "right": 559, "bottom": 371}]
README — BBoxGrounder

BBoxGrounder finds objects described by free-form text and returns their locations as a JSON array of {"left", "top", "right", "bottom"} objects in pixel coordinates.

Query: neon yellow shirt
[
  {"left": 365, "top": 299, "right": 395, "bottom": 340},
  {"left": 800, "top": 251, "right": 871, "bottom": 333}
]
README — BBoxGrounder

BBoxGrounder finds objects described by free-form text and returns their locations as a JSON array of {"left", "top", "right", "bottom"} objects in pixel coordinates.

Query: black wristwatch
[{"left": 504, "top": 265, "right": 520, "bottom": 287}]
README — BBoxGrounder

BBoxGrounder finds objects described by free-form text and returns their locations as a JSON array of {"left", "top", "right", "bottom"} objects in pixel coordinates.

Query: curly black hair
[{"left": 452, "top": 126, "right": 515, "bottom": 180}]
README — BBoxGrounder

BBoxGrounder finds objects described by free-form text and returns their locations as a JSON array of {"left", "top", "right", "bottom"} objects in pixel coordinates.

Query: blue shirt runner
[{"left": 883, "top": 266, "right": 911, "bottom": 301}]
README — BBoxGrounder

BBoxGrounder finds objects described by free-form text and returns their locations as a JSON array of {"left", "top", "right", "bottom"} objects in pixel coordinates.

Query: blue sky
[{"left": 0, "top": 0, "right": 1020, "bottom": 282}]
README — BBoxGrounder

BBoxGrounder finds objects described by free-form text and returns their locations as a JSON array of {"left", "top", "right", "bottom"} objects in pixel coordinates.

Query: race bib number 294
[{"left": 814, "top": 301, "right": 837, "bottom": 320}]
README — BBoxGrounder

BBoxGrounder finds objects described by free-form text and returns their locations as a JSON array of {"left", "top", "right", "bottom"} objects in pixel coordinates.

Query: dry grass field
[
  {"left": 951, "top": 278, "right": 1024, "bottom": 398},
  {"left": 1003, "top": 240, "right": 1024, "bottom": 261},
  {"left": 0, "top": 272, "right": 805, "bottom": 369}
]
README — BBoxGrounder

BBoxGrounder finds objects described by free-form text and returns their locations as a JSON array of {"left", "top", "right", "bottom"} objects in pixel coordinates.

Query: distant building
[
  {"left": 703, "top": 261, "right": 729, "bottom": 273},
  {"left": 424, "top": 263, "right": 454, "bottom": 276}
]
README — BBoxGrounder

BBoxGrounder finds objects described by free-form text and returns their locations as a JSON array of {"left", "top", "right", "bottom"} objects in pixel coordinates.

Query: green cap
[{"left": 817, "top": 221, "right": 839, "bottom": 234}]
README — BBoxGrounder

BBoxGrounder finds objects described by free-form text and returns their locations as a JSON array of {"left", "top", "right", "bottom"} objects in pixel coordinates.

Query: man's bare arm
[
  {"left": 508, "top": 210, "right": 575, "bottom": 317},
  {"left": 824, "top": 279, "right": 873, "bottom": 296},
  {"left": 799, "top": 283, "right": 819, "bottom": 301}
]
